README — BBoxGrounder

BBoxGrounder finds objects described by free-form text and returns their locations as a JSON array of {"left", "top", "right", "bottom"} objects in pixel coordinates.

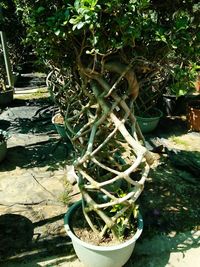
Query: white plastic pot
[{"left": 64, "top": 200, "right": 143, "bottom": 267}]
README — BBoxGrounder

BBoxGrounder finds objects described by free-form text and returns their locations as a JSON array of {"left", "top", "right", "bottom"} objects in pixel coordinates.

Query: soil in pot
[
  {"left": 70, "top": 204, "right": 138, "bottom": 247},
  {"left": 53, "top": 113, "right": 65, "bottom": 124},
  {"left": 52, "top": 113, "right": 69, "bottom": 140}
]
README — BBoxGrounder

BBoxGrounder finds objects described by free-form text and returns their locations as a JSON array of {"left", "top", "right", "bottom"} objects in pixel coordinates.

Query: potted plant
[
  {"left": 16, "top": 2, "right": 154, "bottom": 265},
  {"left": 14, "top": 0, "right": 199, "bottom": 266},
  {"left": 47, "top": 69, "right": 73, "bottom": 140},
  {"left": 0, "top": 129, "right": 9, "bottom": 162},
  {"left": 162, "top": 63, "right": 200, "bottom": 116},
  {"left": 52, "top": 112, "right": 69, "bottom": 139}
]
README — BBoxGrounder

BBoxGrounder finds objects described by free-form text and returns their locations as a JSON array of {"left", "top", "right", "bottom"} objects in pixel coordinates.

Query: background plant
[
  {"left": 0, "top": 0, "right": 31, "bottom": 73},
  {"left": 166, "top": 62, "right": 200, "bottom": 96}
]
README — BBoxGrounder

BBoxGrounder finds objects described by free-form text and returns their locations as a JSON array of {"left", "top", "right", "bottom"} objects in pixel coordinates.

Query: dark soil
[{"left": 53, "top": 113, "right": 65, "bottom": 124}]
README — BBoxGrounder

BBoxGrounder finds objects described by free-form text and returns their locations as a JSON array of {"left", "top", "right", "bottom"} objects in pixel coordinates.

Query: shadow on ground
[
  {"left": 1, "top": 97, "right": 57, "bottom": 135},
  {"left": 0, "top": 138, "right": 72, "bottom": 172},
  {"left": 140, "top": 150, "right": 200, "bottom": 237},
  {"left": 124, "top": 149, "right": 200, "bottom": 267},
  {"left": 146, "top": 116, "right": 188, "bottom": 139},
  {"left": 0, "top": 213, "right": 77, "bottom": 267}
]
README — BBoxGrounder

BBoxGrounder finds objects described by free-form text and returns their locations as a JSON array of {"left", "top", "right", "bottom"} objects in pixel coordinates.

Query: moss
[
  {"left": 170, "top": 136, "right": 189, "bottom": 148},
  {"left": 14, "top": 88, "right": 50, "bottom": 100}
]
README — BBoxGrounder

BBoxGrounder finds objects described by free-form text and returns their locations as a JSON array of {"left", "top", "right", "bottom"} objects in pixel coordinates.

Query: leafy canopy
[{"left": 12, "top": 0, "right": 199, "bottom": 68}]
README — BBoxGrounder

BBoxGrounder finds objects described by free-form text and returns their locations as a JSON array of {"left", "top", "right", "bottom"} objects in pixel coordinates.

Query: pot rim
[
  {"left": 52, "top": 112, "right": 64, "bottom": 124},
  {"left": 64, "top": 200, "right": 143, "bottom": 251},
  {"left": 136, "top": 108, "right": 163, "bottom": 120}
]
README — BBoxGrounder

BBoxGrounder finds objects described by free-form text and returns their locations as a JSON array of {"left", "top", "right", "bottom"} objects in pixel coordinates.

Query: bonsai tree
[{"left": 13, "top": 0, "right": 199, "bottom": 243}]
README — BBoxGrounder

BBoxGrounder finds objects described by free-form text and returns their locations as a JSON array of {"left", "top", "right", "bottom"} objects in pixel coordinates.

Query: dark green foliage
[
  {"left": 0, "top": 1, "right": 27, "bottom": 67},
  {"left": 11, "top": 0, "right": 200, "bottom": 93}
]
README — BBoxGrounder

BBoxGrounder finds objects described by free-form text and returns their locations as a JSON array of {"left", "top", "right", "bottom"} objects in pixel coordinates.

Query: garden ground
[{"left": 0, "top": 86, "right": 199, "bottom": 267}]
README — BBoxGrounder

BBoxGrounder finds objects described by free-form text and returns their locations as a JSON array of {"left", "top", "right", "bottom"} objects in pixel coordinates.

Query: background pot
[
  {"left": 162, "top": 94, "right": 177, "bottom": 116},
  {"left": 0, "top": 88, "right": 14, "bottom": 107},
  {"left": 64, "top": 200, "right": 143, "bottom": 267},
  {"left": 52, "top": 113, "right": 69, "bottom": 140},
  {"left": 0, "top": 141, "right": 7, "bottom": 162},
  {"left": 136, "top": 108, "right": 163, "bottom": 134},
  {"left": 162, "top": 94, "right": 187, "bottom": 116},
  {"left": 187, "top": 100, "right": 200, "bottom": 132}
]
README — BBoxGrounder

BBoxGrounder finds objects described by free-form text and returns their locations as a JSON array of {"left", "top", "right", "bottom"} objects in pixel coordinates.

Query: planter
[
  {"left": 162, "top": 94, "right": 187, "bottom": 116},
  {"left": 64, "top": 200, "right": 143, "bottom": 267},
  {"left": 187, "top": 100, "right": 200, "bottom": 132},
  {"left": 0, "top": 141, "right": 7, "bottom": 163},
  {"left": 0, "top": 88, "right": 14, "bottom": 107},
  {"left": 162, "top": 94, "right": 177, "bottom": 116},
  {"left": 52, "top": 113, "right": 69, "bottom": 140},
  {"left": 136, "top": 108, "right": 163, "bottom": 134}
]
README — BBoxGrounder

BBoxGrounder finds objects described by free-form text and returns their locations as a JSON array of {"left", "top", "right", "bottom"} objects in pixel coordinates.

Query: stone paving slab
[
  {"left": 0, "top": 230, "right": 199, "bottom": 267},
  {"left": 0, "top": 98, "right": 79, "bottom": 262},
  {"left": 0, "top": 94, "right": 200, "bottom": 266}
]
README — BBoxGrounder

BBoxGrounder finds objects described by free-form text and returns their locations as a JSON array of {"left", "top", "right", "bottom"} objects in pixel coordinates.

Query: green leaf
[
  {"left": 175, "top": 17, "right": 189, "bottom": 31},
  {"left": 74, "top": 0, "right": 80, "bottom": 10},
  {"left": 76, "top": 21, "right": 85, "bottom": 29},
  {"left": 69, "top": 17, "right": 80, "bottom": 25},
  {"left": 54, "top": 29, "right": 61, "bottom": 36},
  {"left": 37, "top": 6, "right": 45, "bottom": 14},
  {"left": 64, "top": 9, "right": 70, "bottom": 18}
]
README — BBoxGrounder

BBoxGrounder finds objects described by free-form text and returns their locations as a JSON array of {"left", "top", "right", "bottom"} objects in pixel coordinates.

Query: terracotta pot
[{"left": 187, "top": 100, "right": 200, "bottom": 132}]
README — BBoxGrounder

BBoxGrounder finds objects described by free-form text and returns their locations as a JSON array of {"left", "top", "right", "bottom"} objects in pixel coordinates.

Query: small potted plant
[{"left": 0, "top": 129, "right": 9, "bottom": 162}]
